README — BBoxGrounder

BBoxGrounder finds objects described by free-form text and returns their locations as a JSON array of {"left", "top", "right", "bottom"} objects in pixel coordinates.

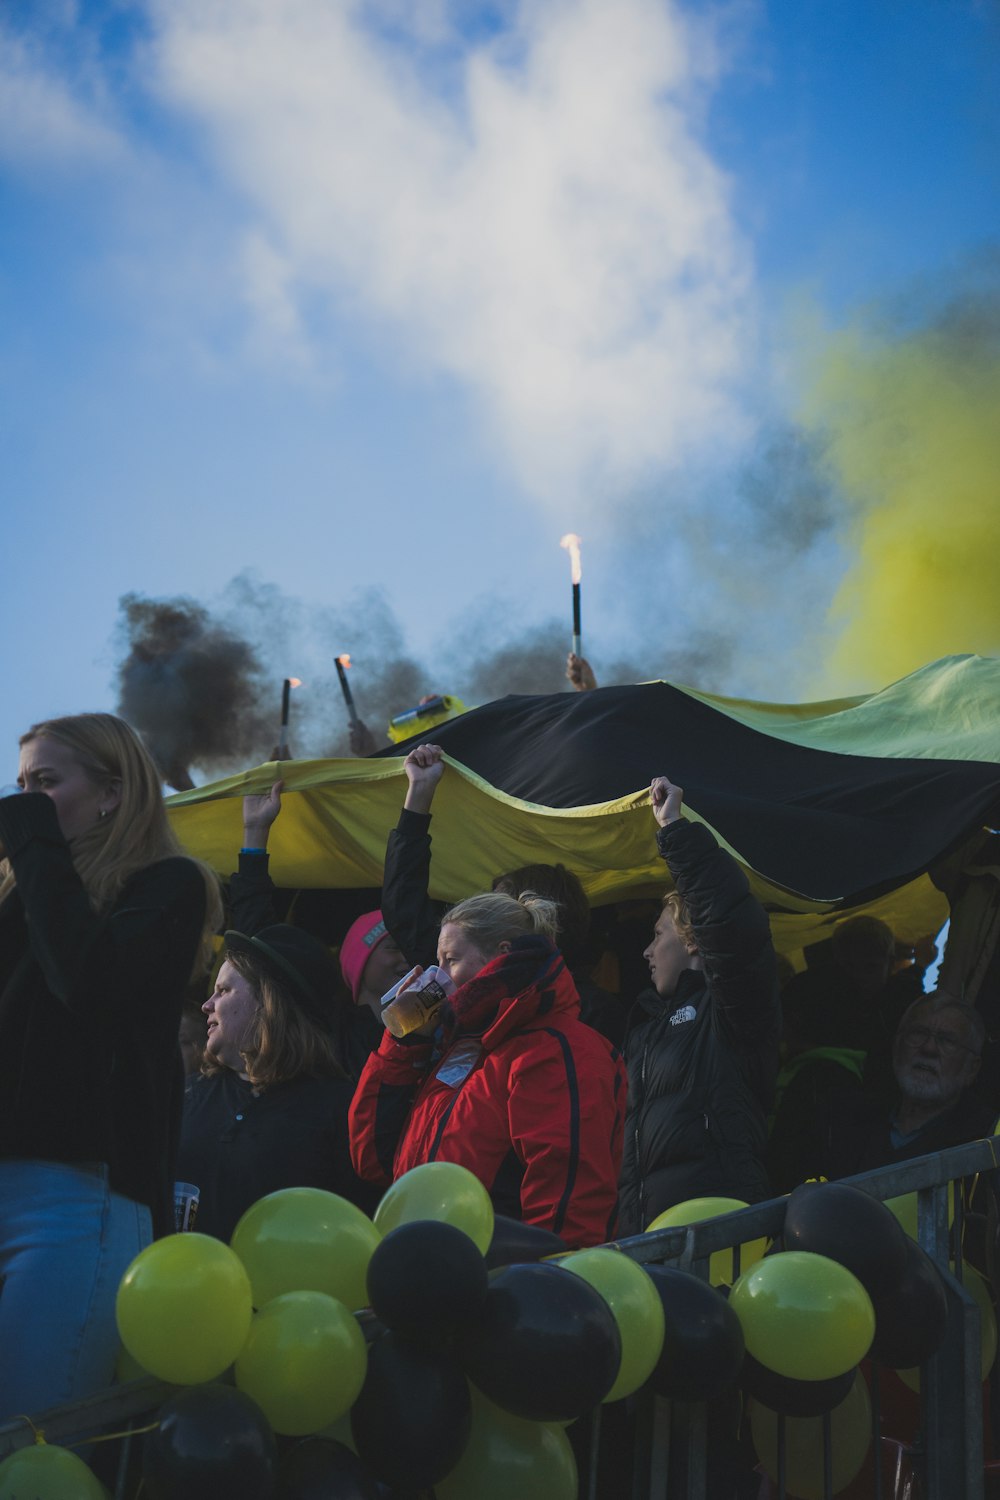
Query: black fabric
[
  {"left": 177, "top": 1068, "right": 379, "bottom": 1241},
  {"left": 766, "top": 1051, "right": 867, "bottom": 1195},
  {"left": 822, "top": 1088, "right": 996, "bottom": 1182},
  {"left": 618, "top": 818, "right": 780, "bottom": 1236},
  {"left": 0, "top": 792, "right": 206, "bottom": 1235},
  {"left": 376, "top": 683, "right": 1000, "bottom": 903}
]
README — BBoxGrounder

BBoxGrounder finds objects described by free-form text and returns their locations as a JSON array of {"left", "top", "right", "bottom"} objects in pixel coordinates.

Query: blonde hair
[
  {"left": 441, "top": 889, "right": 560, "bottom": 958},
  {"left": 661, "top": 890, "right": 697, "bottom": 953},
  {"left": 207, "top": 948, "right": 346, "bottom": 1089},
  {"left": 1, "top": 713, "right": 221, "bottom": 963}
]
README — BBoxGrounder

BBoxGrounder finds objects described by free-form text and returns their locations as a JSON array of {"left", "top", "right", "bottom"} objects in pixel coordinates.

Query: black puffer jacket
[{"left": 617, "top": 818, "right": 779, "bottom": 1237}]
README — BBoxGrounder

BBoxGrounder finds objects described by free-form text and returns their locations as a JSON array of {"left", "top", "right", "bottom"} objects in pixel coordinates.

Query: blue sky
[{"left": 2, "top": 0, "right": 998, "bottom": 777}]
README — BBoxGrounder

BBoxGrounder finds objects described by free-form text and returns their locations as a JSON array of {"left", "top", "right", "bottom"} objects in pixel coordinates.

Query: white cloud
[
  {"left": 143, "top": 0, "right": 755, "bottom": 499},
  {"left": 0, "top": 20, "right": 124, "bottom": 169}
]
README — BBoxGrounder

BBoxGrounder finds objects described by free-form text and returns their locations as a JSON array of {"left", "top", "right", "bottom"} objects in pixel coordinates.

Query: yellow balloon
[
  {"left": 374, "top": 1163, "right": 494, "bottom": 1254},
  {"left": 729, "top": 1252, "right": 875, "bottom": 1381},
  {"left": 750, "top": 1370, "right": 872, "bottom": 1499},
  {"left": 115, "top": 1233, "right": 252, "bottom": 1384},
  {"left": 435, "top": 1385, "right": 577, "bottom": 1500},
  {"left": 885, "top": 1183, "right": 955, "bottom": 1241},
  {"left": 645, "top": 1196, "right": 767, "bottom": 1286},
  {"left": 231, "top": 1188, "right": 381, "bottom": 1310},
  {"left": 560, "top": 1247, "right": 665, "bottom": 1401},
  {"left": 0, "top": 1445, "right": 106, "bottom": 1500},
  {"left": 899, "top": 1260, "right": 997, "bottom": 1391},
  {"left": 235, "top": 1291, "right": 368, "bottom": 1436}
]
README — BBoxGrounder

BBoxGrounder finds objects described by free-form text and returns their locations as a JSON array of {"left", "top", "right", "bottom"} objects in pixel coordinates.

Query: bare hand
[
  {"left": 403, "top": 744, "right": 445, "bottom": 814},
  {"left": 243, "top": 780, "right": 284, "bottom": 847},
  {"left": 651, "top": 775, "right": 684, "bottom": 828},
  {"left": 349, "top": 719, "right": 377, "bottom": 757},
  {"left": 567, "top": 652, "right": 597, "bottom": 691}
]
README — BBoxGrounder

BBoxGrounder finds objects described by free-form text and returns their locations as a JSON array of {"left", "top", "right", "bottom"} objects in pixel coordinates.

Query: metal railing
[{"left": 608, "top": 1135, "right": 1000, "bottom": 1500}]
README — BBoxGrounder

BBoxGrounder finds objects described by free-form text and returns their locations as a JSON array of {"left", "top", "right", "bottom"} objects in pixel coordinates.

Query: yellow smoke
[{"left": 800, "top": 303, "right": 1000, "bottom": 694}]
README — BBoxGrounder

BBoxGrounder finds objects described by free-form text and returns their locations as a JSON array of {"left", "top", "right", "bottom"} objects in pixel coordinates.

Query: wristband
[{"left": 240, "top": 846, "right": 267, "bottom": 855}]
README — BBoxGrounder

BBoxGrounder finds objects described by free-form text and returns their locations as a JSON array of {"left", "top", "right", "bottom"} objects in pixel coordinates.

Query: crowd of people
[{"left": 0, "top": 672, "right": 997, "bottom": 1432}]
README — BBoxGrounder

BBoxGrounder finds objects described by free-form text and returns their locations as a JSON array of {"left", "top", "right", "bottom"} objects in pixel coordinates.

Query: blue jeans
[{"left": 0, "top": 1159, "right": 152, "bottom": 1424}]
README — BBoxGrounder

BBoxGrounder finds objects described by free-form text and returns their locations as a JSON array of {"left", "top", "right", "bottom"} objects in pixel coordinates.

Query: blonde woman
[
  {"left": 350, "top": 890, "right": 627, "bottom": 1248},
  {"left": 0, "top": 713, "right": 220, "bottom": 1423}
]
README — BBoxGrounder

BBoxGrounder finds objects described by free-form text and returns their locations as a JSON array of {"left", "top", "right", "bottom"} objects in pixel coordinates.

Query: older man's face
[{"left": 893, "top": 1006, "right": 981, "bottom": 1108}]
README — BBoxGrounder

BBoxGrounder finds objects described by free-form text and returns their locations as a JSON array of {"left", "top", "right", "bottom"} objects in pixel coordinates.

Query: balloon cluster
[
  {"left": 2, "top": 1164, "right": 670, "bottom": 1500},
  {"left": 737, "top": 1181, "right": 982, "bottom": 1498},
  {"left": 2, "top": 1173, "right": 980, "bottom": 1500}
]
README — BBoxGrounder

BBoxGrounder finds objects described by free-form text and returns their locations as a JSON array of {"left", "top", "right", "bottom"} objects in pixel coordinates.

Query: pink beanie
[{"left": 340, "top": 910, "right": 390, "bottom": 1002}]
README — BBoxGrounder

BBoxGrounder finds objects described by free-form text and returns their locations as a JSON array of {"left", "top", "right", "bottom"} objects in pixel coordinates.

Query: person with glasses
[{"left": 801, "top": 993, "right": 992, "bottom": 1184}]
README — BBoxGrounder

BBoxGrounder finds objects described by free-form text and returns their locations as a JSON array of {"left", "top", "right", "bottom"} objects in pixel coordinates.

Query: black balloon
[
  {"left": 350, "top": 1330, "right": 471, "bottom": 1490},
  {"left": 366, "top": 1220, "right": 488, "bottom": 1340},
  {"left": 276, "top": 1439, "right": 378, "bottom": 1500},
  {"left": 871, "top": 1236, "right": 949, "bottom": 1368},
  {"left": 142, "top": 1383, "right": 278, "bottom": 1500},
  {"left": 740, "top": 1352, "right": 856, "bottom": 1416},
  {"left": 456, "top": 1261, "right": 621, "bottom": 1422},
  {"left": 645, "top": 1265, "right": 745, "bottom": 1403},
  {"left": 484, "top": 1213, "right": 567, "bottom": 1268},
  {"left": 783, "top": 1181, "right": 908, "bottom": 1301}
]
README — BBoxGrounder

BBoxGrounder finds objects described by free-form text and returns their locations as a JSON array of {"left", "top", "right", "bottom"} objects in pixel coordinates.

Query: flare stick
[{"left": 335, "top": 655, "right": 360, "bottom": 727}]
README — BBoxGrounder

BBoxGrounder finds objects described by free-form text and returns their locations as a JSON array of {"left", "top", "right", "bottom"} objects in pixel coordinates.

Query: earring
[{"left": 99, "top": 809, "right": 109, "bottom": 820}]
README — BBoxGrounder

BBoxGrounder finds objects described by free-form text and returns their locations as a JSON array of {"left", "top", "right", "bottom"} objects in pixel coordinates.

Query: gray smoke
[
  {"left": 115, "top": 593, "right": 272, "bottom": 788},
  {"left": 111, "top": 413, "right": 851, "bottom": 784}
]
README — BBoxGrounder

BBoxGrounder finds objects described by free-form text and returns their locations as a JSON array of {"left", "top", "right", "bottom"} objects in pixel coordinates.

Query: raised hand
[
  {"left": 242, "top": 780, "right": 284, "bottom": 848},
  {"left": 403, "top": 744, "right": 445, "bottom": 814},
  {"left": 650, "top": 775, "right": 684, "bottom": 828},
  {"left": 567, "top": 652, "right": 597, "bottom": 691}
]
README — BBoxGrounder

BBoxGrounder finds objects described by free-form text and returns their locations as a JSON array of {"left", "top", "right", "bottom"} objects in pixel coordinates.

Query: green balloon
[
  {"left": 560, "top": 1247, "right": 665, "bottom": 1400},
  {"left": 374, "top": 1163, "right": 494, "bottom": 1255},
  {"left": 751, "top": 1369, "right": 872, "bottom": 1498},
  {"left": 0, "top": 1444, "right": 106, "bottom": 1500},
  {"left": 231, "top": 1188, "right": 382, "bottom": 1310},
  {"left": 235, "top": 1291, "right": 368, "bottom": 1436},
  {"left": 730, "top": 1251, "right": 875, "bottom": 1381},
  {"left": 115, "top": 1232, "right": 253, "bottom": 1384},
  {"left": 645, "top": 1196, "right": 767, "bottom": 1286},
  {"left": 435, "top": 1385, "right": 577, "bottom": 1500}
]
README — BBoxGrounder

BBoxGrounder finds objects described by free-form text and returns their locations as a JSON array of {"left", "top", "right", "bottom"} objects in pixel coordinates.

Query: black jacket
[
  {"left": 0, "top": 792, "right": 206, "bottom": 1234},
  {"left": 819, "top": 1087, "right": 996, "bottom": 1182},
  {"left": 617, "top": 819, "right": 779, "bottom": 1237},
  {"left": 381, "top": 807, "right": 443, "bottom": 969},
  {"left": 178, "top": 1069, "right": 379, "bottom": 1241}
]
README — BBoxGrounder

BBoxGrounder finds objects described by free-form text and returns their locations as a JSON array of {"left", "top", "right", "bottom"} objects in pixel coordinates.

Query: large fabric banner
[{"left": 167, "top": 654, "right": 1000, "bottom": 955}]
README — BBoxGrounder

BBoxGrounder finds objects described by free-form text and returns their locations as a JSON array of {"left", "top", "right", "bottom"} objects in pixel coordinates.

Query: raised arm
[
  {"left": 228, "top": 780, "right": 283, "bottom": 934},
  {"left": 382, "top": 745, "right": 447, "bottom": 968},
  {"left": 651, "top": 777, "right": 778, "bottom": 1049}
]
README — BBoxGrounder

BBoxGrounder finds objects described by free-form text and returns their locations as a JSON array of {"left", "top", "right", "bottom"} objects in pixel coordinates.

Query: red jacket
[{"left": 349, "top": 939, "right": 627, "bottom": 1248}]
